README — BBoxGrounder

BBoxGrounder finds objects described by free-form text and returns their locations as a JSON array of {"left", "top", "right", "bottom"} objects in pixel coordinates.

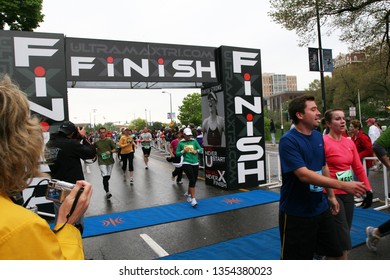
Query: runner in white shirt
[{"left": 366, "top": 118, "right": 382, "bottom": 171}]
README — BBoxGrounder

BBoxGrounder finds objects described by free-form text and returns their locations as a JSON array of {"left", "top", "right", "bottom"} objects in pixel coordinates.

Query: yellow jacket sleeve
[{"left": 0, "top": 195, "right": 84, "bottom": 260}]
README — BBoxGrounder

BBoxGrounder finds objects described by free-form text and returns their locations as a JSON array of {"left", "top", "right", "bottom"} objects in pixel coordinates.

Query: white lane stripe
[{"left": 140, "top": 233, "right": 169, "bottom": 257}]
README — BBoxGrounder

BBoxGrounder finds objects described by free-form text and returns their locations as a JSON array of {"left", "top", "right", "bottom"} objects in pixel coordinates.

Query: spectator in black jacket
[{"left": 45, "top": 121, "right": 96, "bottom": 232}]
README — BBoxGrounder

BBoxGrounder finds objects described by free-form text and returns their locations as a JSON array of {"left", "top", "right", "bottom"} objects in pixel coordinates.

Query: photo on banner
[
  {"left": 201, "top": 84, "right": 227, "bottom": 188},
  {"left": 308, "top": 47, "right": 319, "bottom": 71}
]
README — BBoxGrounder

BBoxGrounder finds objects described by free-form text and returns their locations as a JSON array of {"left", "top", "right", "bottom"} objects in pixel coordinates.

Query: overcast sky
[{"left": 36, "top": 0, "right": 349, "bottom": 125}]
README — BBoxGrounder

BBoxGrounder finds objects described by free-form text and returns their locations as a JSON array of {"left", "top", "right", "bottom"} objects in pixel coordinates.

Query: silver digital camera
[{"left": 45, "top": 179, "right": 74, "bottom": 203}]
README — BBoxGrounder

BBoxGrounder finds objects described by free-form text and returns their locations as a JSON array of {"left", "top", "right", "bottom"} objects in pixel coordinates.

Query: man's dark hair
[{"left": 288, "top": 95, "right": 315, "bottom": 125}]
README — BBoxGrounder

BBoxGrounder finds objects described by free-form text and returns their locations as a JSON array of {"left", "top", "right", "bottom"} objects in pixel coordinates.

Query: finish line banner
[
  {"left": 0, "top": 31, "right": 266, "bottom": 189},
  {"left": 218, "top": 47, "right": 266, "bottom": 189}
]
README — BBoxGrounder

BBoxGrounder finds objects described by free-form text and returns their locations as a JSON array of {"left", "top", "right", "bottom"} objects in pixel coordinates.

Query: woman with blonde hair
[{"left": 0, "top": 75, "right": 92, "bottom": 259}]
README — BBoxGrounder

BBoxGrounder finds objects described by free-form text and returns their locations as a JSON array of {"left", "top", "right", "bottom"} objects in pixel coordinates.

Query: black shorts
[
  {"left": 142, "top": 147, "right": 151, "bottom": 156},
  {"left": 279, "top": 209, "right": 343, "bottom": 260},
  {"left": 373, "top": 142, "right": 387, "bottom": 159}
]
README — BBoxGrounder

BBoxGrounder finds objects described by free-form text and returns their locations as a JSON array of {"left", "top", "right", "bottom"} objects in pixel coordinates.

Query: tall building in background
[{"left": 262, "top": 73, "right": 299, "bottom": 111}]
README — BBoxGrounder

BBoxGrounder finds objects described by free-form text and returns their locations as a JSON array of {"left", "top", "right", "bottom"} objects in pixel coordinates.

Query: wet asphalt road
[{"left": 78, "top": 144, "right": 390, "bottom": 260}]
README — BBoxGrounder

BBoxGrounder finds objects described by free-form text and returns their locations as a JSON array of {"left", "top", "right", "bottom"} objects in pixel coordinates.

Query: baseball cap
[
  {"left": 58, "top": 121, "right": 77, "bottom": 135},
  {"left": 183, "top": 128, "right": 193, "bottom": 136},
  {"left": 365, "top": 118, "right": 375, "bottom": 123}
]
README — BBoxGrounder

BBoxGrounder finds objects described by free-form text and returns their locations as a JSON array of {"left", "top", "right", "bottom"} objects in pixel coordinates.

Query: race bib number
[
  {"left": 310, "top": 170, "right": 324, "bottom": 192},
  {"left": 336, "top": 169, "right": 353, "bottom": 182},
  {"left": 101, "top": 152, "right": 111, "bottom": 160},
  {"left": 185, "top": 145, "right": 194, "bottom": 153}
]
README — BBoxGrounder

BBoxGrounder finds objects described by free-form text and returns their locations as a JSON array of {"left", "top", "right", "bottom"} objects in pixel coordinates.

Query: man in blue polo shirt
[{"left": 278, "top": 95, "right": 366, "bottom": 260}]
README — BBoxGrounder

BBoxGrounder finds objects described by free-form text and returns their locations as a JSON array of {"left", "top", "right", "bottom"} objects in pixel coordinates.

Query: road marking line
[{"left": 140, "top": 233, "right": 169, "bottom": 257}]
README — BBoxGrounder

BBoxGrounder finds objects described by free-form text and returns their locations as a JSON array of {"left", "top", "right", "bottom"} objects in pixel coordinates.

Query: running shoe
[
  {"left": 366, "top": 226, "right": 380, "bottom": 252},
  {"left": 184, "top": 192, "right": 192, "bottom": 202},
  {"left": 191, "top": 198, "right": 198, "bottom": 207},
  {"left": 105, "top": 192, "right": 112, "bottom": 199}
]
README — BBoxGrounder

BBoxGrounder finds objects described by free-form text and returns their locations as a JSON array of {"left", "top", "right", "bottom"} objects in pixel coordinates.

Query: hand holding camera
[{"left": 56, "top": 180, "right": 93, "bottom": 226}]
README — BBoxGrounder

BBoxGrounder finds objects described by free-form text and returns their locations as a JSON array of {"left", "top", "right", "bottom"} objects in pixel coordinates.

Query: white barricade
[
  {"left": 259, "top": 152, "right": 390, "bottom": 211},
  {"left": 260, "top": 151, "right": 282, "bottom": 188}
]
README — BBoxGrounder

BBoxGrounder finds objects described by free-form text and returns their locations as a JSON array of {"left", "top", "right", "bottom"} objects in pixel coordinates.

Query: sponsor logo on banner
[
  {"left": 66, "top": 38, "right": 218, "bottom": 82},
  {"left": 204, "top": 146, "right": 227, "bottom": 188}
]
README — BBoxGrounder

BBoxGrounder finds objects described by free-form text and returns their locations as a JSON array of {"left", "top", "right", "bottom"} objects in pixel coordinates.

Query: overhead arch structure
[{"left": 0, "top": 30, "right": 265, "bottom": 190}]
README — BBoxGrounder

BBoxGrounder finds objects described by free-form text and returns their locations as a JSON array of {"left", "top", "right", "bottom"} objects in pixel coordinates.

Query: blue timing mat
[
  {"left": 82, "top": 190, "right": 280, "bottom": 238},
  {"left": 159, "top": 208, "right": 390, "bottom": 260}
]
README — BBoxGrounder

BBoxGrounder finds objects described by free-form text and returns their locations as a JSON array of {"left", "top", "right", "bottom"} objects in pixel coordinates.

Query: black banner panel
[
  {"left": 65, "top": 37, "right": 218, "bottom": 83},
  {"left": 0, "top": 31, "right": 68, "bottom": 128},
  {"left": 218, "top": 46, "right": 266, "bottom": 189}
]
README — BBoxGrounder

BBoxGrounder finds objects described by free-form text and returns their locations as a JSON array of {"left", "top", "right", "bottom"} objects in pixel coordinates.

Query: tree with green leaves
[
  {"left": 269, "top": 0, "right": 390, "bottom": 71},
  {"left": 149, "top": 121, "right": 165, "bottom": 131},
  {"left": 130, "top": 118, "right": 147, "bottom": 131},
  {"left": 364, "top": 45, "right": 390, "bottom": 98},
  {"left": 0, "top": 0, "right": 44, "bottom": 31},
  {"left": 306, "top": 76, "right": 334, "bottom": 110},
  {"left": 177, "top": 93, "right": 202, "bottom": 126},
  {"left": 306, "top": 49, "right": 390, "bottom": 120}
]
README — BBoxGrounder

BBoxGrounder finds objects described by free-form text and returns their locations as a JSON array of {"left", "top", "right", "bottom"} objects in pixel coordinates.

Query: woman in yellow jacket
[
  {"left": 119, "top": 128, "right": 136, "bottom": 183},
  {"left": 0, "top": 75, "right": 92, "bottom": 260}
]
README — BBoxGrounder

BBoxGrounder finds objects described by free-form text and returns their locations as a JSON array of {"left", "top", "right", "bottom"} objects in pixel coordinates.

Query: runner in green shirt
[
  {"left": 95, "top": 127, "right": 117, "bottom": 199},
  {"left": 176, "top": 128, "right": 203, "bottom": 207}
]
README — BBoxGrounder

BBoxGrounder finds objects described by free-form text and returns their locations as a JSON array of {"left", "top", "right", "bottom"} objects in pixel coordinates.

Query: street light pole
[
  {"left": 92, "top": 108, "right": 97, "bottom": 128},
  {"left": 358, "top": 89, "right": 362, "bottom": 123},
  {"left": 315, "top": 0, "right": 326, "bottom": 114},
  {"left": 162, "top": 91, "right": 173, "bottom": 122}
]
